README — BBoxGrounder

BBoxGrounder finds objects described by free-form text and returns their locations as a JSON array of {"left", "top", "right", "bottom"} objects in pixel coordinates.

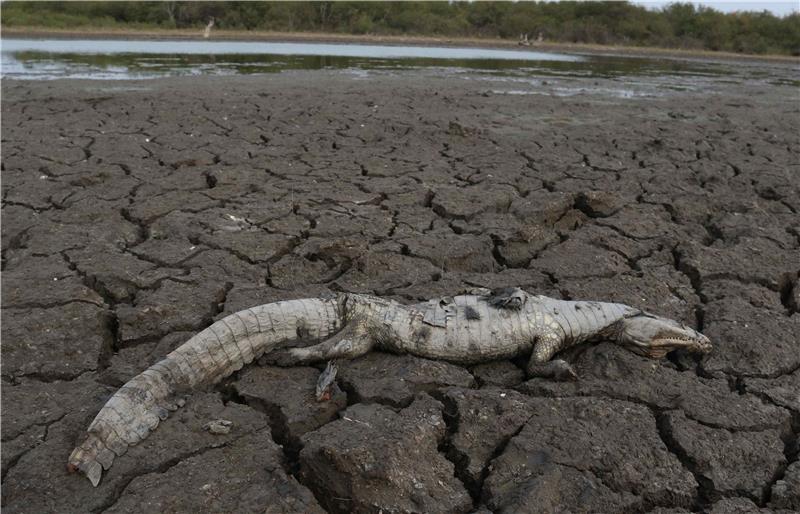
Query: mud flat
[{"left": 2, "top": 59, "right": 799, "bottom": 513}]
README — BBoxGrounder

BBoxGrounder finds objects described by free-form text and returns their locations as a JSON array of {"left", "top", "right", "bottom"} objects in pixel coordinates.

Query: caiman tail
[{"left": 68, "top": 296, "right": 344, "bottom": 486}]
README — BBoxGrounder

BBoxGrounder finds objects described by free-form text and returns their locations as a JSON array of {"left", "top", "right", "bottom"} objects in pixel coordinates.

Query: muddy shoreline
[{"left": 2, "top": 63, "right": 799, "bottom": 513}]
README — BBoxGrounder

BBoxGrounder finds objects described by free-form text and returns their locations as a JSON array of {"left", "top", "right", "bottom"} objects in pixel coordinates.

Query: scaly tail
[{"left": 68, "top": 296, "right": 345, "bottom": 486}]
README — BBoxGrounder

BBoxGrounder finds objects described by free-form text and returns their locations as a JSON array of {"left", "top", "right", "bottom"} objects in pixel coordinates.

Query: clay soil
[{"left": 2, "top": 57, "right": 799, "bottom": 513}]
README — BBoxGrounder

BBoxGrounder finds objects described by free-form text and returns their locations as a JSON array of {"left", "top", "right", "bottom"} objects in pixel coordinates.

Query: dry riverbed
[{"left": 1, "top": 59, "right": 799, "bottom": 513}]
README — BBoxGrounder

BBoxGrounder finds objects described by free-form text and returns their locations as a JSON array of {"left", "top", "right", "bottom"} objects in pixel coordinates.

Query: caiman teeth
[
  {"left": 653, "top": 337, "right": 711, "bottom": 353},
  {"left": 654, "top": 337, "right": 696, "bottom": 345}
]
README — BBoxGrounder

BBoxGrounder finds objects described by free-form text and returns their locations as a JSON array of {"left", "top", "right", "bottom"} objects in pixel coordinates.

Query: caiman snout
[{"left": 692, "top": 332, "right": 713, "bottom": 354}]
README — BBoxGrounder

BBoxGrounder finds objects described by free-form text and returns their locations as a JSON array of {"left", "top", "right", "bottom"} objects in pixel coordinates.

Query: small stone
[{"left": 203, "top": 419, "right": 233, "bottom": 435}]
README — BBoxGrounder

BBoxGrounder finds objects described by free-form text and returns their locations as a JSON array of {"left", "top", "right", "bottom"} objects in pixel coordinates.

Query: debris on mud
[{"left": 203, "top": 419, "right": 233, "bottom": 435}]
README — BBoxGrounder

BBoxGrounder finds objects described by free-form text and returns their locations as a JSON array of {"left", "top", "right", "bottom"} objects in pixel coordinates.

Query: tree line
[{"left": 3, "top": 1, "right": 799, "bottom": 55}]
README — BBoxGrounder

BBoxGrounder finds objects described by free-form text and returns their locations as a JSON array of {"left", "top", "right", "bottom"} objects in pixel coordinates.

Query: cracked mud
[{"left": 2, "top": 60, "right": 798, "bottom": 513}]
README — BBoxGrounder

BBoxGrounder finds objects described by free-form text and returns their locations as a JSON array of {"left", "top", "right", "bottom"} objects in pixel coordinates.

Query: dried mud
[{"left": 2, "top": 62, "right": 798, "bottom": 513}]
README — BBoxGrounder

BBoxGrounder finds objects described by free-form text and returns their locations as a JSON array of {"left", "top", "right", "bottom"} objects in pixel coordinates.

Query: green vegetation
[{"left": 2, "top": 1, "right": 799, "bottom": 55}]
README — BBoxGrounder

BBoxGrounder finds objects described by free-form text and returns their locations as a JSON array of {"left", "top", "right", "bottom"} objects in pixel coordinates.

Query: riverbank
[{"left": 4, "top": 26, "right": 799, "bottom": 63}]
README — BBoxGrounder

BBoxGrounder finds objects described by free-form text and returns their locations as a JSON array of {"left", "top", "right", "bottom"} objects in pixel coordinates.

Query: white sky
[{"left": 631, "top": 1, "right": 798, "bottom": 16}]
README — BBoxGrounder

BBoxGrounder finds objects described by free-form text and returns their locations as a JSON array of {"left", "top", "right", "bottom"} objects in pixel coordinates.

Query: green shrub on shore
[
  {"left": 2, "top": 1, "right": 798, "bottom": 56},
  {"left": 2, "top": 9, "right": 119, "bottom": 29}
]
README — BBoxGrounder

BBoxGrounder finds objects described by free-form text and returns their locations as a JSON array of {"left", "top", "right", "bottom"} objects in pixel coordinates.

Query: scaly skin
[
  {"left": 280, "top": 288, "right": 710, "bottom": 378},
  {"left": 68, "top": 288, "right": 711, "bottom": 486}
]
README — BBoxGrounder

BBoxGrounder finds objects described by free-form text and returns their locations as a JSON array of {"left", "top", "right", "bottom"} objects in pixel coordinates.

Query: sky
[{"left": 631, "top": 1, "right": 799, "bottom": 16}]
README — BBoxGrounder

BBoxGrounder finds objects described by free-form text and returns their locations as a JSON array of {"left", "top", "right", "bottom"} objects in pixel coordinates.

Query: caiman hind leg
[
  {"left": 526, "top": 332, "right": 578, "bottom": 381},
  {"left": 315, "top": 361, "right": 339, "bottom": 402},
  {"left": 268, "top": 320, "right": 374, "bottom": 366}
]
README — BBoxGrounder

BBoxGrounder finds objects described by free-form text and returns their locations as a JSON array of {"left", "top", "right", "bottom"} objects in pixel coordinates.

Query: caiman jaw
[{"left": 646, "top": 334, "right": 712, "bottom": 358}]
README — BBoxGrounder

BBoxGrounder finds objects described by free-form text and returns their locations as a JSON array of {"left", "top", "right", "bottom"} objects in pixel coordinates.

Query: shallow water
[
  {"left": 1, "top": 38, "right": 794, "bottom": 100},
  {"left": 0, "top": 37, "right": 721, "bottom": 80},
  {"left": 1, "top": 38, "right": 582, "bottom": 60},
  {"left": 1, "top": 38, "right": 583, "bottom": 80}
]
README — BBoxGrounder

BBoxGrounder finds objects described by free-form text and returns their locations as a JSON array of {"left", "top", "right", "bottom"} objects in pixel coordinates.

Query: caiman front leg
[
  {"left": 482, "top": 287, "right": 577, "bottom": 381},
  {"left": 526, "top": 332, "right": 578, "bottom": 381}
]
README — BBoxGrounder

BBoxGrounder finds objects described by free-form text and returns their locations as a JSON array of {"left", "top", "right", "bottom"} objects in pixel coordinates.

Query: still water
[
  {"left": 1, "top": 37, "right": 792, "bottom": 96},
  {"left": 2, "top": 38, "right": 584, "bottom": 80}
]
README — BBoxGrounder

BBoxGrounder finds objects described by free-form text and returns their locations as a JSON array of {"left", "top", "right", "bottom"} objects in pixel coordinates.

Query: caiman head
[{"left": 617, "top": 312, "right": 712, "bottom": 359}]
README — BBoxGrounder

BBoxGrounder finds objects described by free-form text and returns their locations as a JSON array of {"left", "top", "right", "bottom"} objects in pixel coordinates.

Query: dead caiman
[{"left": 68, "top": 288, "right": 711, "bottom": 485}]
